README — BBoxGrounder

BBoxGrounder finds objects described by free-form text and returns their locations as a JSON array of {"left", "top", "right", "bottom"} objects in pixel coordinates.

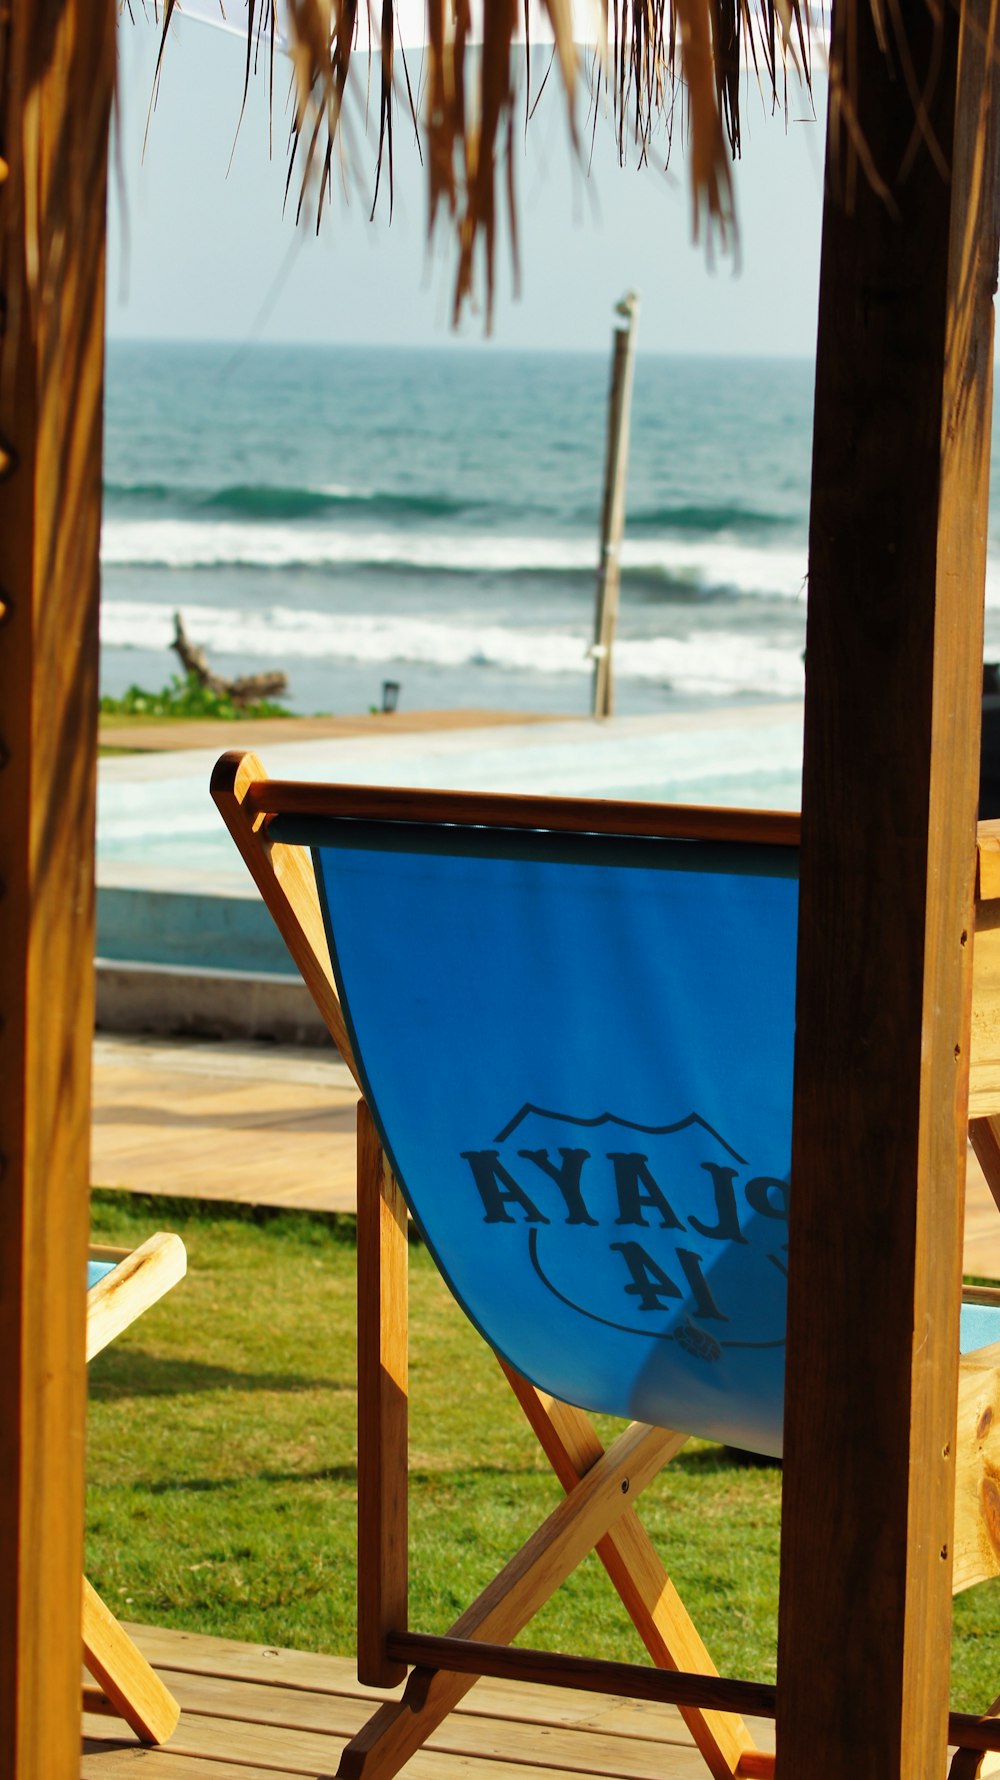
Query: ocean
[{"left": 100, "top": 340, "right": 1000, "bottom": 724}]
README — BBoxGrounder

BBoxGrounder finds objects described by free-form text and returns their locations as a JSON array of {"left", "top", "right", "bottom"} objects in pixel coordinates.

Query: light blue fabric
[
  {"left": 959, "top": 1302, "right": 1000, "bottom": 1354},
  {"left": 87, "top": 1258, "right": 117, "bottom": 1293}
]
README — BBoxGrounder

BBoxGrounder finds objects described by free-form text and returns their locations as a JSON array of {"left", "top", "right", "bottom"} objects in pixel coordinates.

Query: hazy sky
[{"left": 107, "top": 13, "right": 827, "bottom": 354}]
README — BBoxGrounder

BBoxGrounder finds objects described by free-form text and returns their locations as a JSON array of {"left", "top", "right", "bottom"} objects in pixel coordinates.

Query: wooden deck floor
[
  {"left": 91, "top": 1035, "right": 360, "bottom": 1213},
  {"left": 92, "top": 1034, "right": 1000, "bottom": 1277},
  {"left": 82, "top": 1625, "right": 773, "bottom": 1778}
]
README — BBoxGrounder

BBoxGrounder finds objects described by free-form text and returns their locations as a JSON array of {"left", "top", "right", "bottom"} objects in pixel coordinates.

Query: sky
[{"left": 107, "top": 10, "right": 828, "bottom": 355}]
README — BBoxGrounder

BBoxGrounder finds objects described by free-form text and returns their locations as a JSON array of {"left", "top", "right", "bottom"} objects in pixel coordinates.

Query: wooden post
[
  {"left": 356, "top": 1101, "right": 409, "bottom": 1687},
  {"left": 591, "top": 291, "right": 639, "bottom": 720},
  {"left": 777, "top": 0, "right": 1000, "bottom": 1774},
  {"left": 0, "top": 2, "right": 115, "bottom": 1775}
]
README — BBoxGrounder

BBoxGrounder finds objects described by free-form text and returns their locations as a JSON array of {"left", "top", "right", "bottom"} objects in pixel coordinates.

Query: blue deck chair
[
  {"left": 213, "top": 750, "right": 1000, "bottom": 1780},
  {"left": 84, "top": 1232, "right": 187, "bottom": 1744}
]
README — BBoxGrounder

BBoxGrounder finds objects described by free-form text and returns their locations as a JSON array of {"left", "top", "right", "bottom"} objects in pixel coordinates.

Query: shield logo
[{"left": 460, "top": 1102, "right": 789, "bottom": 1362}]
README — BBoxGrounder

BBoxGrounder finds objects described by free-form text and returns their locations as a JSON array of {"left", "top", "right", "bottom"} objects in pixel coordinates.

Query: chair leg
[
  {"left": 82, "top": 1576, "right": 180, "bottom": 1744},
  {"left": 501, "top": 1363, "right": 760, "bottom": 1780},
  {"left": 356, "top": 1101, "right": 409, "bottom": 1688},
  {"left": 338, "top": 1419, "right": 686, "bottom": 1780}
]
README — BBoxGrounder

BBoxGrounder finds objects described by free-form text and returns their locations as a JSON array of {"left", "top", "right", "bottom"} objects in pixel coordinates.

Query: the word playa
[{"left": 460, "top": 1105, "right": 790, "bottom": 1361}]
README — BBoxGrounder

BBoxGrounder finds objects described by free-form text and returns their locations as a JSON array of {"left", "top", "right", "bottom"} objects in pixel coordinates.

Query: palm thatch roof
[{"left": 153, "top": 0, "right": 818, "bottom": 324}]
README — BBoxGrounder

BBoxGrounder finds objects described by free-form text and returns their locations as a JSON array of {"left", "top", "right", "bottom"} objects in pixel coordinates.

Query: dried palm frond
[{"left": 156, "top": 0, "right": 814, "bottom": 323}]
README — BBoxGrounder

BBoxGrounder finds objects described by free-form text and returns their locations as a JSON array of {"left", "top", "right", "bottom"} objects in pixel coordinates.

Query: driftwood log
[{"left": 172, "top": 611, "right": 288, "bottom": 706}]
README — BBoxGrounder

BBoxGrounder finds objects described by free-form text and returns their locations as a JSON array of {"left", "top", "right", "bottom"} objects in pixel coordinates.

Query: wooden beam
[
  {"left": 355, "top": 1102, "right": 409, "bottom": 1687},
  {"left": 0, "top": 2, "right": 115, "bottom": 1775},
  {"left": 777, "top": 0, "right": 1000, "bottom": 1773}
]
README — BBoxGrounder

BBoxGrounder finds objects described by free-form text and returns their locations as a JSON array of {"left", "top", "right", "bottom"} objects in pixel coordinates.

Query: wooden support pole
[
  {"left": 591, "top": 292, "right": 639, "bottom": 720},
  {"left": 0, "top": 2, "right": 115, "bottom": 1775},
  {"left": 355, "top": 1101, "right": 410, "bottom": 1688},
  {"left": 777, "top": 0, "right": 1000, "bottom": 1774}
]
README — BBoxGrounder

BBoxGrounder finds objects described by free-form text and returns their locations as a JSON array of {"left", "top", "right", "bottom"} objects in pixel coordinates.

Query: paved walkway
[
  {"left": 98, "top": 707, "right": 559, "bottom": 755},
  {"left": 91, "top": 1033, "right": 1000, "bottom": 1278}
]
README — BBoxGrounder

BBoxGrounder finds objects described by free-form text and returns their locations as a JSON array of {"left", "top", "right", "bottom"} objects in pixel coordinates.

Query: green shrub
[{"left": 99, "top": 672, "right": 288, "bottom": 721}]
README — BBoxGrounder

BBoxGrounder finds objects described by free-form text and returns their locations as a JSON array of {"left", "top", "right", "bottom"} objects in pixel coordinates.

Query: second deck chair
[
  {"left": 214, "top": 750, "right": 1000, "bottom": 1780},
  {"left": 84, "top": 1232, "right": 187, "bottom": 1744}
]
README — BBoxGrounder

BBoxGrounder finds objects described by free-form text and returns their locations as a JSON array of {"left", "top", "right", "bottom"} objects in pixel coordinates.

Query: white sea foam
[
  {"left": 100, "top": 515, "right": 814, "bottom": 599},
  {"left": 101, "top": 597, "right": 805, "bottom": 697},
  {"left": 100, "top": 515, "right": 1000, "bottom": 610}
]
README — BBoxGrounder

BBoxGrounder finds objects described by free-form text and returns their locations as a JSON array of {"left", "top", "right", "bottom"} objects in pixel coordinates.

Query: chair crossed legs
[{"left": 84, "top": 1231, "right": 186, "bottom": 1744}]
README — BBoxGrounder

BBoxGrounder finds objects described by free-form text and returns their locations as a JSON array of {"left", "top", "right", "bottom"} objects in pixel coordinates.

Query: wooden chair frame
[
  {"left": 83, "top": 1231, "right": 187, "bottom": 1744},
  {"left": 212, "top": 751, "right": 1000, "bottom": 1780}
]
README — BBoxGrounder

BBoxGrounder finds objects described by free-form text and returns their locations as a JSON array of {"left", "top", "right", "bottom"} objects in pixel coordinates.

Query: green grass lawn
[{"left": 87, "top": 1191, "right": 1000, "bottom": 1710}]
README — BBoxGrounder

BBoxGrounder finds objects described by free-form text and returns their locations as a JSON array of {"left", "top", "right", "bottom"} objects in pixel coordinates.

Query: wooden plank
[
  {"left": 81, "top": 1579, "right": 180, "bottom": 1744},
  {"left": 243, "top": 773, "right": 802, "bottom": 848},
  {"left": 90, "top": 1036, "right": 359, "bottom": 1211},
  {"left": 0, "top": 3, "right": 114, "bottom": 1776},
  {"left": 210, "top": 752, "right": 359, "bottom": 1077},
  {"left": 85, "top": 1234, "right": 186, "bottom": 1363},
  {"left": 971, "top": 905, "right": 1000, "bottom": 1113},
  {"left": 778, "top": 0, "right": 1000, "bottom": 1773},
  {"left": 84, "top": 1708, "right": 714, "bottom": 1780},
  {"left": 971, "top": 1116, "right": 1000, "bottom": 1220},
  {"left": 952, "top": 1339, "right": 1000, "bottom": 1593},
  {"left": 978, "top": 823, "right": 1000, "bottom": 902},
  {"left": 114, "top": 1623, "right": 781, "bottom": 1750},
  {"left": 356, "top": 1102, "right": 409, "bottom": 1687},
  {"left": 176, "top": 1667, "right": 711, "bottom": 1749},
  {"left": 121, "top": 1667, "right": 707, "bottom": 1777},
  {"left": 82, "top": 1751, "right": 280, "bottom": 1780}
]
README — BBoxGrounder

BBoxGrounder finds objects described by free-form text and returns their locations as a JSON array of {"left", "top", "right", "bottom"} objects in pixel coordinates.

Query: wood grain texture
[
  {"left": 979, "top": 824, "right": 1000, "bottom": 902},
  {"left": 85, "top": 1233, "right": 186, "bottom": 1363},
  {"left": 500, "top": 1361, "right": 756, "bottom": 1780},
  {"left": 971, "top": 909, "right": 1000, "bottom": 1113},
  {"left": 971, "top": 1117, "right": 1000, "bottom": 1220},
  {"left": 244, "top": 773, "right": 802, "bottom": 848},
  {"left": 210, "top": 752, "right": 359, "bottom": 1079},
  {"left": 337, "top": 1421, "right": 687, "bottom": 1780},
  {"left": 356, "top": 1103, "right": 409, "bottom": 1688},
  {"left": 953, "top": 1340, "right": 1000, "bottom": 1594},
  {"left": 75, "top": 1622, "right": 1000, "bottom": 1777},
  {"left": 778, "top": 0, "right": 1000, "bottom": 1772},
  {"left": 0, "top": 2, "right": 115, "bottom": 1774},
  {"left": 81, "top": 1580, "right": 180, "bottom": 1745},
  {"left": 90, "top": 1036, "right": 360, "bottom": 1211}
]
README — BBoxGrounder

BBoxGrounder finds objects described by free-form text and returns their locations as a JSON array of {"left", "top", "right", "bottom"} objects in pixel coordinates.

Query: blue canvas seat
[
  {"left": 84, "top": 1233, "right": 186, "bottom": 1745},
  {"left": 213, "top": 750, "right": 1000, "bottom": 1780}
]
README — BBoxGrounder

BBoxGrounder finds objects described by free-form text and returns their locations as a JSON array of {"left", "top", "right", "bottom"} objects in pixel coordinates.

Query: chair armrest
[
  {"left": 962, "top": 1284, "right": 1000, "bottom": 1307},
  {"left": 86, "top": 1232, "right": 187, "bottom": 1363}
]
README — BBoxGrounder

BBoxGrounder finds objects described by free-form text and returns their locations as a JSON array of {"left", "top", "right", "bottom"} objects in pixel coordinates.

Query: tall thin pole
[{"left": 592, "top": 292, "right": 639, "bottom": 720}]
